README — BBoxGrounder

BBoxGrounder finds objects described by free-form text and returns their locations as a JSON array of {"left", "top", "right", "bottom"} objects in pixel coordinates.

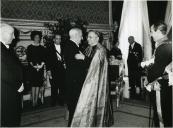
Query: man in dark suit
[
  {"left": 127, "top": 36, "right": 143, "bottom": 99},
  {"left": 46, "top": 34, "right": 65, "bottom": 106},
  {"left": 1, "top": 23, "right": 24, "bottom": 126},
  {"left": 147, "top": 22, "right": 172, "bottom": 127},
  {"left": 63, "top": 28, "right": 87, "bottom": 126}
]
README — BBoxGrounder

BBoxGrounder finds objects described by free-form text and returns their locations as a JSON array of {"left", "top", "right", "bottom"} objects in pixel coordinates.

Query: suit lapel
[
  {"left": 1, "top": 42, "right": 10, "bottom": 58},
  {"left": 132, "top": 42, "right": 136, "bottom": 51},
  {"left": 1, "top": 42, "right": 8, "bottom": 50},
  {"left": 54, "top": 43, "right": 62, "bottom": 55},
  {"left": 71, "top": 40, "right": 80, "bottom": 53}
]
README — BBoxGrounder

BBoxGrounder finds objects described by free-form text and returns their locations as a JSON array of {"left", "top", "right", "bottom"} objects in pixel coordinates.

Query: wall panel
[{"left": 2, "top": 1, "right": 109, "bottom": 24}]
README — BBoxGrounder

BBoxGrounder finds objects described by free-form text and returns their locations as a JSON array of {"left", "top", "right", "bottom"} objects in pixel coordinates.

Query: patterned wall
[{"left": 1, "top": 1, "right": 109, "bottom": 24}]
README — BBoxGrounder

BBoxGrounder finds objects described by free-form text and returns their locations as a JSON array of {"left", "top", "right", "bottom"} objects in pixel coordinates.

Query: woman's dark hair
[
  {"left": 152, "top": 21, "right": 167, "bottom": 35},
  {"left": 30, "top": 31, "right": 42, "bottom": 41}
]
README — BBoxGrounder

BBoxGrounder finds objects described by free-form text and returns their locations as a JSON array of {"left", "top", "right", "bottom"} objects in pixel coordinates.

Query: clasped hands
[
  {"left": 31, "top": 62, "right": 45, "bottom": 71},
  {"left": 47, "top": 70, "right": 52, "bottom": 79},
  {"left": 75, "top": 51, "right": 85, "bottom": 60}
]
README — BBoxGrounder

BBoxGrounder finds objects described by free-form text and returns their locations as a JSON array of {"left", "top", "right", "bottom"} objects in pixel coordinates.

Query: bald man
[
  {"left": 63, "top": 28, "right": 87, "bottom": 126},
  {"left": 127, "top": 36, "right": 143, "bottom": 99},
  {"left": 1, "top": 23, "right": 23, "bottom": 126}
]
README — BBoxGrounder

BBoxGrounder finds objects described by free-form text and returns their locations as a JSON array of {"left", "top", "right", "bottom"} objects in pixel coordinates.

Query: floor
[{"left": 21, "top": 97, "right": 153, "bottom": 127}]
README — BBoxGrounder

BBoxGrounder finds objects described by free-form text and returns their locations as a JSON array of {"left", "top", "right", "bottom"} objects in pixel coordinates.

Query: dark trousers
[
  {"left": 67, "top": 99, "right": 78, "bottom": 126},
  {"left": 160, "top": 80, "right": 172, "bottom": 127},
  {"left": 150, "top": 91, "right": 159, "bottom": 127},
  {"left": 50, "top": 79, "right": 58, "bottom": 105},
  {"left": 128, "top": 70, "right": 141, "bottom": 98},
  {"left": 1, "top": 95, "right": 21, "bottom": 127},
  {"left": 50, "top": 68, "right": 65, "bottom": 105},
  {"left": 152, "top": 80, "right": 172, "bottom": 127},
  {"left": 1, "top": 116, "right": 21, "bottom": 127},
  {"left": 66, "top": 85, "right": 82, "bottom": 127}
]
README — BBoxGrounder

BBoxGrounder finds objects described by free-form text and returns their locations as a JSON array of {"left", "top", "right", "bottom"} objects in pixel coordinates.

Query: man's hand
[
  {"left": 141, "top": 58, "right": 154, "bottom": 68},
  {"left": 153, "top": 81, "right": 161, "bottom": 91},
  {"left": 168, "top": 72, "right": 173, "bottom": 86},
  {"left": 140, "top": 62, "right": 146, "bottom": 68},
  {"left": 37, "top": 64, "right": 43, "bottom": 70},
  {"left": 47, "top": 70, "right": 52, "bottom": 79},
  {"left": 75, "top": 52, "right": 85, "bottom": 60}
]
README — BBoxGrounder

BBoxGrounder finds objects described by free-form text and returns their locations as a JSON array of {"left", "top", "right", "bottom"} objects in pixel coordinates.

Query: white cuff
[{"left": 18, "top": 83, "right": 24, "bottom": 93}]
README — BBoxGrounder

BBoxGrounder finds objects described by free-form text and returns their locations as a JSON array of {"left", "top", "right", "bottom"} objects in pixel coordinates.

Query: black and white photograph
[{"left": 0, "top": 0, "right": 172, "bottom": 127}]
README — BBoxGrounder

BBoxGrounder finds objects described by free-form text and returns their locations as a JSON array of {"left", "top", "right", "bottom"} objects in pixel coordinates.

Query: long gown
[{"left": 71, "top": 43, "right": 114, "bottom": 127}]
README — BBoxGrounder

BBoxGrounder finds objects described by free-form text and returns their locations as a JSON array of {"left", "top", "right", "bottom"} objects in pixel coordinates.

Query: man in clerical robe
[{"left": 71, "top": 30, "right": 114, "bottom": 127}]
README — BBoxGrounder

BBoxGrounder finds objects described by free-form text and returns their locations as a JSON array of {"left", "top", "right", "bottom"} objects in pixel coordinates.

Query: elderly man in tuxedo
[
  {"left": 147, "top": 21, "right": 172, "bottom": 127},
  {"left": 63, "top": 28, "right": 87, "bottom": 126},
  {"left": 127, "top": 36, "right": 143, "bottom": 99},
  {"left": 1, "top": 23, "right": 24, "bottom": 126}
]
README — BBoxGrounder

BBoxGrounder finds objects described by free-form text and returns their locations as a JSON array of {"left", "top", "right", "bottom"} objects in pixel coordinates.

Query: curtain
[
  {"left": 165, "top": 1, "right": 172, "bottom": 41},
  {"left": 165, "top": 1, "right": 172, "bottom": 34},
  {"left": 118, "top": 0, "right": 152, "bottom": 76}
]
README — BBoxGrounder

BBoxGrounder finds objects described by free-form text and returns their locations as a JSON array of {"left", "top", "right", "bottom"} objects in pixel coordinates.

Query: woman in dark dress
[
  {"left": 109, "top": 40, "right": 122, "bottom": 60},
  {"left": 27, "top": 31, "right": 46, "bottom": 107}
]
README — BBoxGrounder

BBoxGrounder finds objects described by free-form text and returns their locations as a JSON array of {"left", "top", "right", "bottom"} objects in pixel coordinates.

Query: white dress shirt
[
  {"left": 54, "top": 44, "right": 62, "bottom": 60},
  {"left": 130, "top": 42, "right": 135, "bottom": 49}
]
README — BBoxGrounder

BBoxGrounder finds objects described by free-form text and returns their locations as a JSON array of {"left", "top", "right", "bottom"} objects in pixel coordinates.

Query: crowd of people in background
[{"left": 1, "top": 20, "right": 172, "bottom": 127}]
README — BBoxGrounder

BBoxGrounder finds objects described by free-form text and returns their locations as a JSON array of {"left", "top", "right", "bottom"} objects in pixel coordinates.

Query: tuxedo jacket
[
  {"left": 1, "top": 42, "right": 23, "bottom": 126},
  {"left": 63, "top": 40, "right": 87, "bottom": 101},
  {"left": 46, "top": 42, "right": 64, "bottom": 70},
  {"left": 46, "top": 42, "right": 65, "bottom": 82},
  {"left": 127, "top": 42, "right": 143, "bottom": 71},
  {"left": 147, "top": 39, "right": 172, "bottom": 83}
]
